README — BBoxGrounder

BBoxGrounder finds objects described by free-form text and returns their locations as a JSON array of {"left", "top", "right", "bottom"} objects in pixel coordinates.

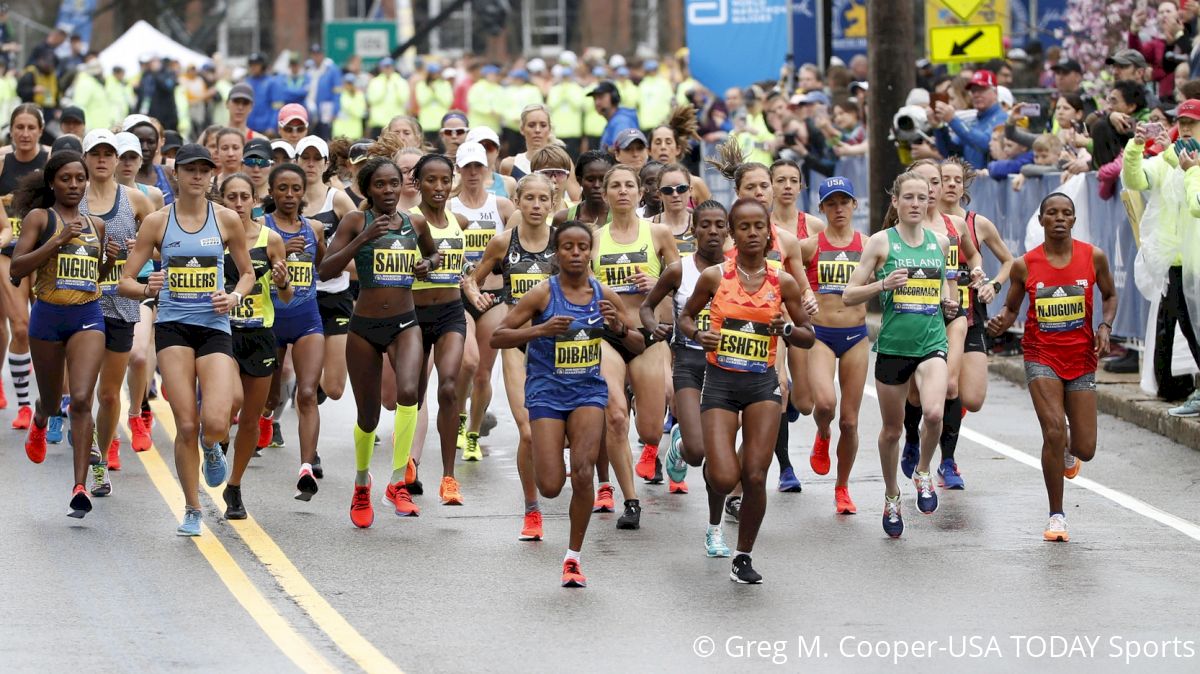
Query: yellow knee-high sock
[
  {"left": 391, "top": 404, "right": 418, "bottom": 484},
  {"left": 353, "top": 424, "right": 375, "bottom": 486}
]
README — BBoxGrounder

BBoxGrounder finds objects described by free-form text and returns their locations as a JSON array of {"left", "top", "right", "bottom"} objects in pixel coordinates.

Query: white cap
[
  {"left": 444, "top": 67, "right": 458, "bottom": 79},
  {"left": 114, "top": 132, "right": 142, "bottom": 157},
  {"left": 294, "top": 135, "right": 328, "bottom": 159},
  {"left": 465, "top": 127, "right": 500, "bottom": 146},
  {"left": 527, "top": 58, "right": 547, "bottom": 73},
  {"left": 83, "top": 129, "right": 118, "bottom": 153},
  {"left": 551, "top": 64, "right": 566, "bottom": 79},
  {"left": 558, "top": 50, "right": 578, "bottom": 66},
  {"left": 904, "top": 88, "right": 931, "bottom": 107},
  {"left": 609, "top": 54, "right": 626, "bottom": 68},
  {"left": 456, "top": 142, "right": 488, "bottom": 167},
  {"left": 121, "top": 114, "right": 155, "bottom": 132},
  {"left": 271, "top": 139, "right": 296, "bottom": 159},
  {"left": 997, "top": 85, "right": 1014, "bottom": 107}
]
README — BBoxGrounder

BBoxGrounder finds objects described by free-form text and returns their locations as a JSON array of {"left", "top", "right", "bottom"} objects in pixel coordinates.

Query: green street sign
[{"left": 324, "top": 21, "right": 397, "bottom": 67}]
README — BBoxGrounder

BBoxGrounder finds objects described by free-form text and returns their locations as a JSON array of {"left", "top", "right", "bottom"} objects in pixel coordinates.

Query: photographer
[{"left": 892, "top": 91, "right": 941, "bottom": 164}]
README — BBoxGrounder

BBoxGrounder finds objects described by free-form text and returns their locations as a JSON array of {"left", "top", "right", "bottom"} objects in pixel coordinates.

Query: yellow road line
[
  {"left": 151, "top": 399, "right": 404, "bottom": 674},
  {"left": 123, "top": 402, "right": 338, "bottom": 674}
]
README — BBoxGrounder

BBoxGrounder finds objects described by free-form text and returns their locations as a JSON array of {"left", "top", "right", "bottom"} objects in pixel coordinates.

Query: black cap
[
  {"left": 1050, "top": 59, "right": 1083, "bottom": 74},
  {"left": 243, "top": 138, "right": 272, "bottom": 161},
  {"left": 174, "top": 143, "right": 216, "bottom": 168},
  {"left": 162, "top": 130, "right": 183, "bottom": 152},
  {"left": 60, "top": 106, "right": 85, "bottom": 124},
  {"left": 51, "top": 134, "right": 83, "bottom": 155},
  {"left": 587, "top": 80, "right": 620, "bottom": 97},
  {"left": 248, "top": 52, "right": 266, "bottom": 65}
]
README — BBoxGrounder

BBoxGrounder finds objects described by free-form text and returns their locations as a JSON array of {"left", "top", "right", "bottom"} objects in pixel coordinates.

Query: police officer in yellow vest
[
  {"left": 416, "top": 63, "right": 453, "bottom": 146},
  {"left": 547, "top": 64, "right": 585, "bottom": 158},
  {"left": 467, "top": 64, "right": 503, "bottom": 135},
  {"left": 637, "top": 59, "right": 673, "bottom": 131},
  {"left": 366, "top": 57, "right": 409, "bottom": 136},
  {"left": 334, "top": 72, "right": 366, "bottom": 139},
  {"left": 501, "top": 68, "right": 544, "bottom": 155}
]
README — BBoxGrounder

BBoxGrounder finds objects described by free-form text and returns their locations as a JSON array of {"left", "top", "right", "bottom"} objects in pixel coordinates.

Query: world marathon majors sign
[{"left": 685, "top": 0, "right": 790, "bottom": 97}]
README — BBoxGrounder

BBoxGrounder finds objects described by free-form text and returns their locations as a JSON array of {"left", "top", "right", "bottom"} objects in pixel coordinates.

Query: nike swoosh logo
[
  {"left": 398, "top": 320, "right": 416, "bottom": 329},
  {"left": 82, "top": 323, "right": 98, "bottom": 329},
  {"left": 846, "top": 335, "right": 857, "bottom": 341},
  {"left": 585, "top": 316, "right": 603, "bottom": 325}
]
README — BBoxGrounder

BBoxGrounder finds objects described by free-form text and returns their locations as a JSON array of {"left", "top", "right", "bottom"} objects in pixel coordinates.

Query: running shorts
[
  {"left": 672, "top": 346, "right": 707, "bottom": 391},
  {"left": 813, "top": 324, "right": 869, "bottom": 358},
  {"left": 1023, "top": 361, "right": 1096, "bottom": 392},
  {"left": 874, "top": 350, "right": 947, "bottom": 386},
  {"left": 416, "top": 299, "right": 467, "bottom": 353},
  {"left": 30, "top": 299, "right": 104, "bottom": 343},
  {"left": 317, "top": 289, "right": 354, "bottom": 336},
  {"left": 700, "top": 363, "right": 781, "bottom": 413},
  {"left": 273, "top": 302, "right": 324, "bottom": 347},
  {"left": 155, "top": 321, "right": 233, "bottom": 358},
  {"left": 104, "top": 317, "right": 136, "bottom": 353},
  {"left": 349, "top": 310, "right": 419, "bottom": 353},
  {"left": 233, "top": 327, "right": 279, "bottom": 378}
]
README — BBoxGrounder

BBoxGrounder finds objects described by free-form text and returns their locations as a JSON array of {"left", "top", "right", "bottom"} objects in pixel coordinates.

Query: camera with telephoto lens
[{"left": 891, "top": 105, "right": 932, "bottom": 143}]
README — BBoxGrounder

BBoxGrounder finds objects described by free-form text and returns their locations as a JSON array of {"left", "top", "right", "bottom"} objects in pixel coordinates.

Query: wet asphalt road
[{"left": 3, "top": 355, "right": 1200, "bottom": 674}]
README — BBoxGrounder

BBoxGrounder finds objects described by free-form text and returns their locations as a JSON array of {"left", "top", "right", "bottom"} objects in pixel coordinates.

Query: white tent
[{"left": 98, "top": 20, "right": 212, "bottom": 75}]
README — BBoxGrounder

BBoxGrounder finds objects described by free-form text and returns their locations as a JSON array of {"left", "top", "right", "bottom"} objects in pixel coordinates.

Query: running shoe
[
  {"left": 385, "top": 481, "right": 420, "bottom": 516},
  {"left": 649, "top": 457, "right": 664, "bottom": 485},
  {"left": 129, "top": 415, "right": 151, "bottom": 452},
  {"left": 913, "top": 471, "right": 938, "bottom": 514},
  {"left": 90, "top": 464, "right": 112, "bottom": 497},
  {"left": 107, "top": 438, "right": 121, "bottom": 471},
  {"left": 202, "top": 441, "right": 229, "bottom": 488},
  {"left": 312, "top": 453, "right": 324, "bottom": 479},
  {"left": 88, "top": 435, "right": 102, "bottom": 465},
  {"left": 141, "top": 406, "right": 154, "bottom": 430},
  {"left": 730, "top": 554, "right": 762, "bottom": 584},
  {"left": 662, "top": 410, "right": 675, "bottom": 435},
  {"left": 455, "top": 415, "right": 467, "bottom": 452},
  {"left": 665, "top": 423, "right": 687, "bottom": 482},
  {"left": 439, "top": 476, "right": 464, "bottom": 505},
  {"left": 408, "top": 479, "right": 424, "bottom": 496},
  {"left": 778, "top": 466, "right": 802, "bottom": 492},
  {"left": 900, "top": 440, "right": 918, "bottom": 478},
  {"left": 480, "top": 411, "right": 497, "bottom": 437},
  {"left": 616, "top": 499, "right": 642, "bottom": 529},
  {"left": 668, "top": 479, "right": 688, "bottom": 494},
  {"left": 462, "top": 431, "right": 482, "bottom": 461},
  {"left": 0, "top": 375, "right": 6, "bottom": 409},
  {"left": 295, "top": 466, "right": 318, "bottom": 501},
  {"left": 938, "top": 458, "right": 964, "bottom": 490},
  {"left": 810, "top": 433, "right": 831, "bottom": 475},
  {"left": 635, "top": 444, "right": 657, "bottom": 480},
  {"left": 68, "top": 484, "right": 92, "bottom": 518},
  {"left": 520, "top": 510, "right": 543, "bottom": 540},
  {"left": 12, "top": 405, "right": 32, "bottom": 430},
  {"left": 256, "top": 415, "right": 272, "bottom": 449},
  {"left": 1043, "top": 513, "right": 1069, "bottom": 542},
  {"left": 224, "top": 484, "right": 247, "bottom": 520},
  {"left": 350, "top": 478, "right": 374, "bottom": 528},
  {"left": 561, "top": 559, "right": 586, "bottom": 588},
  {"left": 1168, "top": 390, "right": 1200, "bottom": 417},
  {"left": 834, "top": 485, "right": 857, "bottom": 514},
  {"left": 1063, "top": 449, "right": 1080, "bottom": 479},
  {"left": 47, "top": 415, "right": 64, "bottom": 444},
  {"left": 25, "top": 420, "right": 47, "bottom": 463},
  {"left": 724, "top": 495, "right": 741, "bottom": 523},
  {"left": 177, "top": 506, "right": 201, "bottom": 536},
  {"left": 705, "top": 527, "right": 731, "bottom": 557},
  {"left": 882, "top": 496, "right": 904, "bottom": 538},
  {"left": 593, "top": 484, "right": 615, "bottom": 512},
  {"left": 148, "top": 377, "right": 159, "bottom": 400},
  {"left": 268, "top": 421, "right": 284, "bottom": 448}
]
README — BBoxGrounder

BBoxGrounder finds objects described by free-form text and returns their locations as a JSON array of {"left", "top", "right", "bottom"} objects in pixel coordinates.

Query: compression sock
[
  {"left": 904, "top": 400, "right": 922, "bottom": 446},
  {"left": 8, "top": 352, "right": 30, "bottom": 406},
  {"left": 353, "top": 424, "right": 375, "bottom": 486},
  {"left": 390, "top": 404, "right": 418, "bottom": 484},
  {"left": 941, "top": 397, "right": 963, "bottom": 462},
  {"left": 773, "top": 412, "right": 792, "bottom": 470}
]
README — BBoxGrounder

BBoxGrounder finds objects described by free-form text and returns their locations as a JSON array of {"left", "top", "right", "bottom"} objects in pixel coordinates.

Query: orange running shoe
[
  {"left": 141, "top": 407, "right": 154, "bottom": 431},
  {"left": 107, "top": 438, "right": 121, "bottom": 471},
  {"left": 1063, "top": 450, "right": 1081, "bottom": 479},
  {"left": 12, "top": 405, "right": 32, "bottom": 430},
  {"left": 592, "top": 484, "right": 615, "bottom": 512},
  {"left": 350, "top": 478, "right": 374, "bottom": 528},
  {"left": 810, "top": 433, "right": 831, "bottom": 476},
  {"left": 0, "top": 374, "right": 7, "bottom": 409},
  {"left": 256, "top": 415, "right": 272, "bottom": 449},
  {"left": 520, "top": 509, "right": 543, "bottom": 541},
  {"left": 561, "top": 559, "right": 586, "bottom": 588},
  {"left": 385, "top": 481, "right": 420, "bottom": 517},
  {"left": 635, "top": 444, "right": 658, "bottom": 480},
  {"left": 668, "top": 480, "right": 688, "bottom": 494},
  {"left": 439, "top": 476, "right": 464, "bottom": 505},
  {"left": 25, "top": 420, "right": 47, "bottom": 463},
  {"left": 834, "top": 485, "right": 857, "bottom": 514},
  {"left": 128, "top": 415, "right": 151, "bottom": 452},
  {"left": 405, "top": 458, "right": 418, "bottom": 484}
]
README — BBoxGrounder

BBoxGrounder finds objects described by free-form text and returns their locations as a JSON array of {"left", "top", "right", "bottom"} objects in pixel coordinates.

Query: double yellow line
[{"left": 125, "top": 396, "right": 402, "bottom": 674}]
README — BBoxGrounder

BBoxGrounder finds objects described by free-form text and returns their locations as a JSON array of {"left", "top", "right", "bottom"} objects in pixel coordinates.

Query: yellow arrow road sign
[
  {"left": 929, "top": 24, "right": 1004, "bottom": 64},
  {"left": 939, "top": 0, "right": 986, "bottom": 21}
]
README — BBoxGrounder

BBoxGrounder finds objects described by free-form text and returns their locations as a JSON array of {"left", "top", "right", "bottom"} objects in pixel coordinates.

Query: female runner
[
  {"left": 492, "top": 221, "right": 644, "bottom": 587},
  {"left": 501, "top": 104, "right": 553, "bottom": 180},
  {"left": 463, "top": 174, "right": 557, "bottom": 540},
  {"left": 219, "top": 173, "right": 291, "bottom": 519},
  {"left": 119, "top": 143, "right": 255, "bottom": 535},
  {"left": 438, "top": 111, "right": 469, "bottom": 160},
  {"left": 677, "top": 198, "right": 814, "bottom": 583},
  {"left": 464, "top": 127, "right": 516, "bottom": 198},
  {"left": 652, "top": 163, "right": 694, "bottom": 255},
  {"left": 319, "top": 156, "right": 437, "bottom": 526},
  {"left": 987, "top": 193, "right": 1115, "bottom": 542},
  {"left": 647, "top": 104, "right": 711, "bottom": 202},
  {"left": 843, "top": 171, "right": 958, "bottom": 538},
  {"left": 213, "top": 128, "right": 246, "bottom": 183},
  {"left": 12, "top": 151, "right": 109, "bottom": 516},
  {"left": 554, "top": 151, "right": 613, "bottom": 228},
  {"left": 934, "top": 156, "right": 1014, "bottom": 487},
  {"left": 642, "top": 200, "right": 734, "bottom": 556},
  {"left": 800, "top": 177, "right": 868, "bottom": 513}
]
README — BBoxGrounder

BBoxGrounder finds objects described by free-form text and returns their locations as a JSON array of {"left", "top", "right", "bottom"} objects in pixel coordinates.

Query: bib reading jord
[
  {"left": 716, "top": 318, "right": 772, "bottom": 373},
  {"left": 1035, "top": 284, "right": 1085, "bottom": 332}
]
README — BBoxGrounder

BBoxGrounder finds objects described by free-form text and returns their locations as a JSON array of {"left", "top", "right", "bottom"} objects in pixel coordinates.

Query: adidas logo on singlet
[
  {"left": 438, "top": 239, "right": 452, "bottom": 249},
  {"left": 911, "top": 268, "right": 926, "bottom": 279},
  {"left": 739, "top": 322, "right": 757, "bottom": 333},
  {"left": 616, "top": 254, "right": 630, "bottom": 264},
  {"left": 1052, "top": 286, "right": 1068, "bottom": 298},
  {"left": 572, "top": 329, "right": 589, "bottom": 340},
  {"left": 75, "top": 245, "right": 89, "bottom": 255},
  {"left": 186, "top": 257, "right": 201, "bottom": 268},
  {"left": 390, "top": 240, "right": 405, "bottom": 249},
  {"left": 468, "top": 220, "right": 481, "bottom": 229},
  {"left": 527, "top": 263, "right": 541, "bottom": 274},
  {"left": 835, "top": 251, "right": 849, "bottom": 261}
]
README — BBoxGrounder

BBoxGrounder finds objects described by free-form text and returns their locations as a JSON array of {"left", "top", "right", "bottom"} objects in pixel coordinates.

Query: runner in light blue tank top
[{"left": 157, "top": 202, "right": 229, "bottom": 333}]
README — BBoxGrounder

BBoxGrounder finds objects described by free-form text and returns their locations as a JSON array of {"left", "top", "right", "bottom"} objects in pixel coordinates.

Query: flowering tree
[{"left": 1062, "top": 0, "right": 1136, "bottom": 81}]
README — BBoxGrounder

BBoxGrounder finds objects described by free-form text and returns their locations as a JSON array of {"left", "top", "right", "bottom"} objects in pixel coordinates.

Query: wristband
[
  {"left": 143, "top": 283, "right": 151, "bottom": 298},
  {"left": 1098, "top": 322, "right": 1112, "bottom": 331},
  {"left": 230, "top": 291, "right": 244, "bottom": 306}
]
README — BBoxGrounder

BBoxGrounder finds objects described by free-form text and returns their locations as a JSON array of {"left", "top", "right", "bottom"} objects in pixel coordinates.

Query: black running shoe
[
  {"left": 616, "top": 499, "right": 642, "bottom": 529},
  {"left": 648, "top": 457, "right": 664, "bottom": 485},
  {"left": 316, "top": 386, "right": 327, "bottom": 405},
  {"left": 68, "top": 485, "right": 92, "bottom": 519},
  {"left": 408, "top": 479, "right": 424, "bottom": 496},
  {"left": 480, "top": 411, "right": 498, "bottom": 437},
  {"left": 269, "top": 422, "right": 285, "bottom": 448},
  {"left": 730, "top": 554, "right": 762, "bottom": 584},
  {"left": 295, "top": 467, "right": 318, "bottom": 501},
  {"left": 312, "top": 453, "right": 324, "bottom": 479},
  {"left": 724, "top": 496, "right": 741, "bottom": 523},
  {"left": 224, "top": 484, "right": 247, "bottom": 520}
]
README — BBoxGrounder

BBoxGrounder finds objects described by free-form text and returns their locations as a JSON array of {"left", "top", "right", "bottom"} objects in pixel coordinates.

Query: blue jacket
[
  {"left": 307, "top": 59, "right": 344, "bottom": 126},
  {"left": 935, "top": 103, "right": 1008, "bottom": 171},
  {"left": 599, "top": 107, "right": 640, "bottom": 152},
  {"left": 245, "top": 73, "right": 278, "bottom": 133},
  {"left": 986, "top": 151, "right": 1034, "bottom": 179},
  {"left": 272, "top": 73, "right": 310, "bottom": 108}
]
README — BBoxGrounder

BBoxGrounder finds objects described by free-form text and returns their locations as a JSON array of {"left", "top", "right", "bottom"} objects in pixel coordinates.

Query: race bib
[
  {"left": 716, "top": 317, "right": 772, "bottom": 373},
  {"left": 681, "top": 306, "right": 711, "bottom": 348},
  {"left": 56, "top": 242, "right": 100, "bottom": 292},
  {"left": 892, "top": 266, "right": 941, "bottom": 315},
  {"left": 230, "top": 291, "right": 265, "bottom": 328},
  {"left": 946, "top": 236, "right": 960, "bottom": 269},
  {"left": 957, "top": 283, "right": 971, "bottom": 314},
  {"left": 597, "top": 248, "right": 649, "bottom": 294},
  {"left": 7, "top": 217, "right": 20, "bottom": 246},
  {"left": 554, "top": 326, "right": 602, "bottom": 376},
  {"left": 372, "top": 236, "right": 418, "bottom": 288},
  {"left": 427, "top": 237, "right": 465, "bottom": 285},
  {"left": 674, "top": 236, "right": 696, "bottom": 257},
  {"left": 816, "top": 250, "right": 859, "bottom": 294},
  {"left": 286, "top": 252, "right": 314, "bottom": 288},
  {"left": 1035, "top": 284, "right": 1085, "bottom": 332},
  {"left": 167, "top": 255, "right": 219, "bottom": 301},
  {"left": 100, "top": 249, "right": 126, "bottom": 296},
  {"left": 510, "top": 260, "right": 550, "bottom": 300},
  {"left": 464, "top": 221, "right": 495, "bottom": 264}
]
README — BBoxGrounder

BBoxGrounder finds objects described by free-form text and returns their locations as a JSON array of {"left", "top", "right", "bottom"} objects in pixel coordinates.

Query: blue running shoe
[
  {"left": 913, "top": 471, "right": 939, "bottom": 514},
  {"left": 900, "top": 440, "right": 918, "bottom": 478},
  {"left": 778, "top": 466, "right": 802, "bottom": 492},
  {"left": 663, "top": 410, "right": 676, "bottom": 435},
  {"left": 705, "top": 526, "right": 731, "bottom": 557},
  {"left": 202, "top": 441, "right": 229, "bottom": 488},
  {"left": 938, "top": 458, "right": 965, "bottom": 490},
  {"left": 882, "top": 496, "right": 904, "bottom": 538},
  {"left": 59, "top": 394, "right": 70, "bottom": 415},
  {"left": 47, "top": 416, "right": 64, "bottom": 444},
  {"left": 665, "top": 423, "right": 687, "bottom": 482},
  {"left": 177, "top": 506, "right": 202, "bottom": 536}
]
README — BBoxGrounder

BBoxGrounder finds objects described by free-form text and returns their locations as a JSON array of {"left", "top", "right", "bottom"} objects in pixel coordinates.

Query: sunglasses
[
  {"left": 282, "top": 124, "right": 307, "bottom": 133},
  {"left": 440, "top": 128, "right": 467, "bottom": 137},
  {"left": 243, "top": 157, "right": 271, "bottom": 168},
  {"left": 658, "top": 183, "right": 690, "bottom": 196},
  {"left": 536, "top": 168, "right": 569, "bottom": 179}
]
